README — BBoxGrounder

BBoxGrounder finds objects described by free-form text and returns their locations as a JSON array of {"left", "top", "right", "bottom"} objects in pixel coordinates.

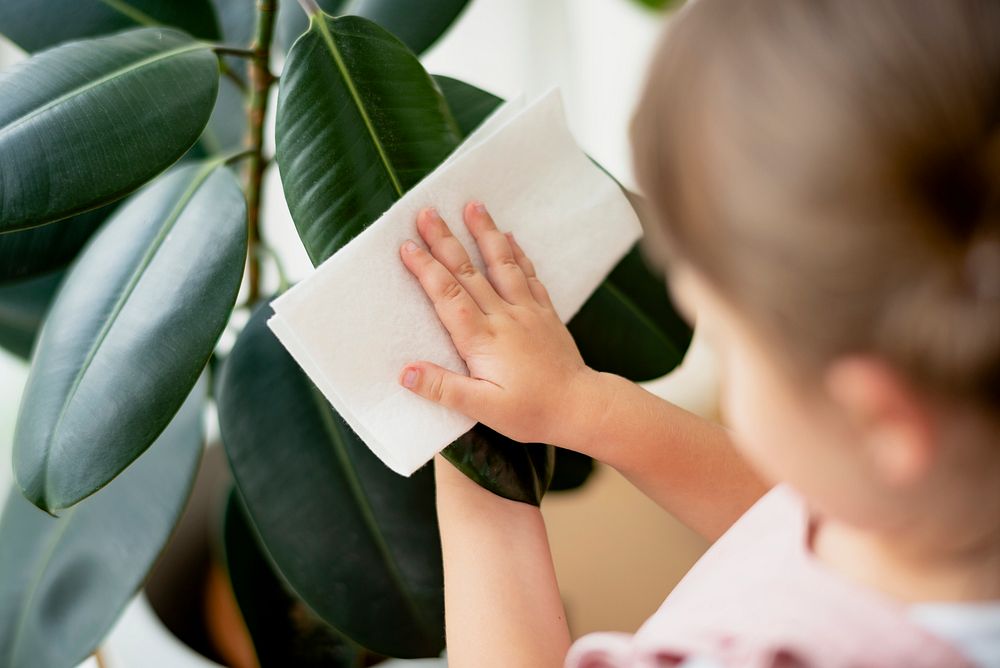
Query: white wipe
[{"left": 267, "top": 89, "right": 642, "bottom": 476}]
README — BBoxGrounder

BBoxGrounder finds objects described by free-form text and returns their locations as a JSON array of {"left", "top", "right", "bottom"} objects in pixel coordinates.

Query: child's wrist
[{"left": 549, "top": 367, "right": 623, "bottom": 458}]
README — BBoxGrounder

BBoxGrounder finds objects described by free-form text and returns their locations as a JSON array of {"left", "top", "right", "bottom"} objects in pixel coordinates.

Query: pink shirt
[{"left": 565, "top": 485, "right": 972, "bottom": 668}]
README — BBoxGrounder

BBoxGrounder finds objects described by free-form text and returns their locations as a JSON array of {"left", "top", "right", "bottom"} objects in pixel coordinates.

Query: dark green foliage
[
  {"left": 13, "top": 163, "right": 247, "bottom": 511},
  {"left": 222, "top": 491, "right": 363, "bottom": 668},
  {"left": 0, "top": 380, "right": 204, "bottom": 668},
  {"left": 0, "top": 29, "right": 220, "bottom": 232},
  {"left": 218, "top": 304, "right": 445, "bottom": 658}
]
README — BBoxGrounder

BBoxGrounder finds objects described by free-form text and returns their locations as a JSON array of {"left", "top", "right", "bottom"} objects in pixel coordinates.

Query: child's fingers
[
  {"left": 399, "top": 240, "right": 489, "bottom": 344},
  {"left": 505, "top": 232, "right": 554, "bottom": 310},
  {"left": 398, "top": 361, "right": 498, "bottom": 418},
  {"left": 415, "top": 207, "right": 504, "bottom": 313},
  {"left": 463, "top": 201, "right": 535, "bottom": 306}
]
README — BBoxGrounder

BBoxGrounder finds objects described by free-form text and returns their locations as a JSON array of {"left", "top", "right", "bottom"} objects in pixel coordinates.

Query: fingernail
[
  {"left": 402, "top": 367, "right": 419, "bottom": 388},
  {"left": 403, "top": 240, "right": 418, "bottom": 253},
  {"left": 505, "top": 231, "right": 515, "bottom": 242},
  {"left": 472, "top": 200, "right": 487, "bottom": 214}
]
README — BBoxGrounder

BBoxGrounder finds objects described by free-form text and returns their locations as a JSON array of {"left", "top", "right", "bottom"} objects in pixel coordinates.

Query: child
[{"left": 396, "top": 0, "right": 1000, "bottom": 665}]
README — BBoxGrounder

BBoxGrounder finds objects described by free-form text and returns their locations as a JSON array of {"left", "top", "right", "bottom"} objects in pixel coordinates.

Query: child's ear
[{"left": 824, "top": 357, "right": 937, "bottom": 488}]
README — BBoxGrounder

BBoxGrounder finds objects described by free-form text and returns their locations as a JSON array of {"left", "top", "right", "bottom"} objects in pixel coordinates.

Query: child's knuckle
[
  {"left": 454, "top": 261, "right": 477, "bottom": 278},
  {"left": 440, "top": 280, "right": 465, "bottom": 302}
]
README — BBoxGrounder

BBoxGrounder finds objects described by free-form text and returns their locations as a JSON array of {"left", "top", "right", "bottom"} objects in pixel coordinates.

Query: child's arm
[
  {"left": 562, "top": 370, "right": 768, "bottom": 540},
  {"left": 399, "top": 203, "right": 766, "bottom": 540},
  {"left": 435, "top": 453, "right": 570, "bottom": 668}
]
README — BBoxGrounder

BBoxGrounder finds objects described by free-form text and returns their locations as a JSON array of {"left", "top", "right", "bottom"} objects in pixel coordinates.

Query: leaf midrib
[
  {"left": 0, "top": 41, "right": 207, "bottom": 141},
  {"left": 40, "top": 162, "right": 220, "bottom": 509},
  {"left": 310, "top": 15, "right": 405, "bottom": 197},
  {"left": 304, "top": 381, "right": 436, "bottom": 648}
]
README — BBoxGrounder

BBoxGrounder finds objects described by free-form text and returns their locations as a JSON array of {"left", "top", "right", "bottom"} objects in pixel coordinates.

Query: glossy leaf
[
  {"left": 218, "top": 304, "right": 445, "bottom": 658},
  {"left": 0, "top": 0, "right": 221, "bottom": 52},
  {"left": 0, "top": 204, "right": 114, "bottom": 284},
  {"left": 14, "top": 162, "right": 247, "bottom": 512},
  {"left": 275, "top": 13, "right": 461, "bottom": 265},
  {"left": 0, "top": 378, "right": 204, "bottom": 668},
  {"left": 0, "top": 271, "right": 64, "bottom": 360},
  {"left": 222, "top": 491, "right": 363, "bottom": 668},
  {"left": 0, "top": 28, "right": 220, "bottom": 232},
  {"left": 568, "top": 243, "right": 692, "bottom": 381},
  {"left": 433, "top": 74, "right": 502, "bottom": 136},
  {"left": 442, "top": 426, "right": 554, "bottom": 505}
]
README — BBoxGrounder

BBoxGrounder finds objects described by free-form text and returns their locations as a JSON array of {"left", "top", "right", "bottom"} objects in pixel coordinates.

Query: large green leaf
[
  {"left": 442, "top": 426, "right": 554, "bottom": 505},
  {"left": 0, "top": 0, "right": 221, "bottom": 52},
  {"left": 0, "top": 204, "right": 115, "bottom": 284},
  {"left": 569, "top": 243, "right": 692, "bottom": 381},
  {"left": 0, "top": 271, "right": 64, "bottom": 360},
  {"left": 275, "top": 13, "right": 461, "bottom": 265},
  {"left": 222, "top": 491, "right": 363, "bottom": 668},
  {"left": 13, "top": 162, "right": 247, "bottom": 512},
  {"left": 433, "top": 74, "right": 502, "bottom": 136},
  {"left": 281, "top": 50, "right": 557, "bottom": 504},
  {"left": 218, "top": 304, "right": 445, "bottom": 658},
  {"left": 0, "top": 28, "right": 220, "bottom": 232},
  {"left": 0, "top": 378, "right": 204, "bottom": 668}
]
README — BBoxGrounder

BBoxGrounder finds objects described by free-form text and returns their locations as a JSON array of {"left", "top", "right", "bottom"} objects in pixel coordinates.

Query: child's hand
[{"left": 398, "top": 201, "right": 596, "bottom": 445}]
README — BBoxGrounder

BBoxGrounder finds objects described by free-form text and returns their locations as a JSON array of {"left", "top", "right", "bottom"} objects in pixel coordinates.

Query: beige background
[{"left": 544, "top": 465, "right": 709, "bottom": 637}]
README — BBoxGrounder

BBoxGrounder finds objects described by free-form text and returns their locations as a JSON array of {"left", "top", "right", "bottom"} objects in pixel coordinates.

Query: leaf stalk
[{"left": 212, "top": 45, "right": 256, "bottom": 58}]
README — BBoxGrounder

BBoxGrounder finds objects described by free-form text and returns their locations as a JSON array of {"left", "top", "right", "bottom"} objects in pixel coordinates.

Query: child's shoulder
[{"left": 566, "top": 485, "right": 977, "bottom": 668}]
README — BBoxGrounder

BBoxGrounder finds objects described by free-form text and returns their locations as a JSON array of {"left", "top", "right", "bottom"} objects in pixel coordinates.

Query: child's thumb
[{"left": 398, "top": 362, "right": 492, "bottom": 418}]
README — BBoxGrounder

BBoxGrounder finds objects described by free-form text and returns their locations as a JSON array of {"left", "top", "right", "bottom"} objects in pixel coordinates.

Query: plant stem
[{"left": 245, "top": 0, "right": 279, "bottom": 304}]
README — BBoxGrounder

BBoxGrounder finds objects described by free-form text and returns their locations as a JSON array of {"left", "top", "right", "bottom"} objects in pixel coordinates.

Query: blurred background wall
[{"left": 0, "top": 0, "right": 708, "bottom": 641}]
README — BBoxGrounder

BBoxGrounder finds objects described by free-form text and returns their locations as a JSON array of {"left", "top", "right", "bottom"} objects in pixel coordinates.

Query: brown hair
[{"left": 632, "top": 0, "right": 1000, "bottom": 410}]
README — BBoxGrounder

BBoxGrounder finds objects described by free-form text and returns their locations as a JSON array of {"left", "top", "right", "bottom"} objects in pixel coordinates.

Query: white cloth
[{"left": 267, "top": 89, "right": 642, "bottom": 476}]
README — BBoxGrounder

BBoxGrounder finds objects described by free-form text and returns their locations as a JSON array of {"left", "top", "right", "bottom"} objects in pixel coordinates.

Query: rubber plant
[{"left": 0, "top": 0, "right": 691, "bottom": 665}]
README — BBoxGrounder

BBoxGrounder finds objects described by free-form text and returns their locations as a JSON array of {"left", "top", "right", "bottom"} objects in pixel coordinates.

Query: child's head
[{"left": 633, "top": 0, "right": 1000, "bottom": 545}]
